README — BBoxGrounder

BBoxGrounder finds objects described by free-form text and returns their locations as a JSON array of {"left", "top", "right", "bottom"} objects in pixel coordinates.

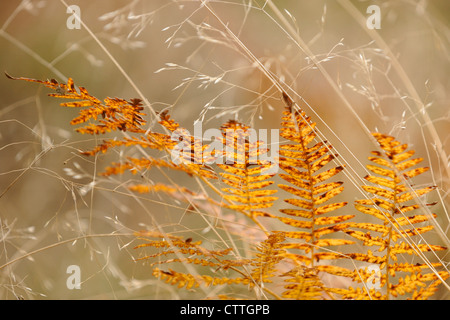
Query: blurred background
[{"left": 0, "top": 0, "right": 448, "bottom": 299}]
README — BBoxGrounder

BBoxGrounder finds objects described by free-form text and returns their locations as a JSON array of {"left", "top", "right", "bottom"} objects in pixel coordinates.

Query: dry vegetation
[{"left": 0, "top": 0, "right": 448, "bottom": 300}]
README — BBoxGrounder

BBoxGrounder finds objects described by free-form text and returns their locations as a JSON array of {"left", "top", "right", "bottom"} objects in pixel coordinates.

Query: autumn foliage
[{"left": 7, "top": 73, "right": 448, "bottom": 300}]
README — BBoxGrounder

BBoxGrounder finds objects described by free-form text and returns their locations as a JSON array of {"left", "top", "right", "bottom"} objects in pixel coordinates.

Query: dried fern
[
  {"left": 5, "top": 73, "right": 146, "bottom": 135},
  {"left": 216, "top": 120, "right": 278, "bottom": 221},
  {"left": 7, "top": 74, "right": 448, "bottom": 300},
  {"left": 248, "top": 232, "right": 286, "bottom": 286},
  {"left": 281, "top": 265, "right": 327, "bottom": 300},
  {"left": 274, "top": 107, "right": 355, "bottom": 294},
  {"left": 339, "top": 132, "right": 449, "bottom": 299},
  {"left": 5, "top": 74, "right": 216, "bottom": 180},
  {"left": 135, "top": 231, "right": 286, "bottom": 298}
]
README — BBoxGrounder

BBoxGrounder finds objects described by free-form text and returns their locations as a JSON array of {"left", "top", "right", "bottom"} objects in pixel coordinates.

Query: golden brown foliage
[
  {"left": 337, "top": 133, "right": 449, "bottom": 299},
  {"left": 7, "top": 74, "right": 448, "bottom": 300},
  {"left": 217, "top": 120, "right": 278, "bottom": 220},
  {"left": 275, "top": 108, "right": 354, "bottom": 266}
]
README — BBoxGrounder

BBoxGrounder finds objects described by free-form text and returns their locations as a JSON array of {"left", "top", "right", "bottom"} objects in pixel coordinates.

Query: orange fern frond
[
  {"left": 101, "top": 156, "right": 216, "bottom": 179},
  {"left": 342, "top": 132, "right": 448, "bottom": 299},
  {"left": 216, "top": 120, "right": 278, "bottom": 220},
  {"left": 135, "top": 233, "right": 257, "bottom": 293},
  {"left": 276, "top": 108, "right": 354, "bottom": 267},
  {"left": 152, "top": 268, "right": 251, "bottom": 290},
  {"left": 249, "top": 232, "right": 286, "bottom": 285},
  {"left": 5, "top": 73, "right": 146, "bottom": 134},
  {"left": 5, "top": 74, "right": 217, "bottom": 181},
  {"left": 281, "top": 266, "right": 326, "bottom": 300}
]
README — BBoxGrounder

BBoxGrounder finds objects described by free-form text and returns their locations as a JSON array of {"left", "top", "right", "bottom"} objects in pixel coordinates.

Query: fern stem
[
  {"left": 385, "top": 224, "right": 392, "bottom": 300},
  {"left": 307, "top": 153, "right": 316, "bottom": 267}
]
